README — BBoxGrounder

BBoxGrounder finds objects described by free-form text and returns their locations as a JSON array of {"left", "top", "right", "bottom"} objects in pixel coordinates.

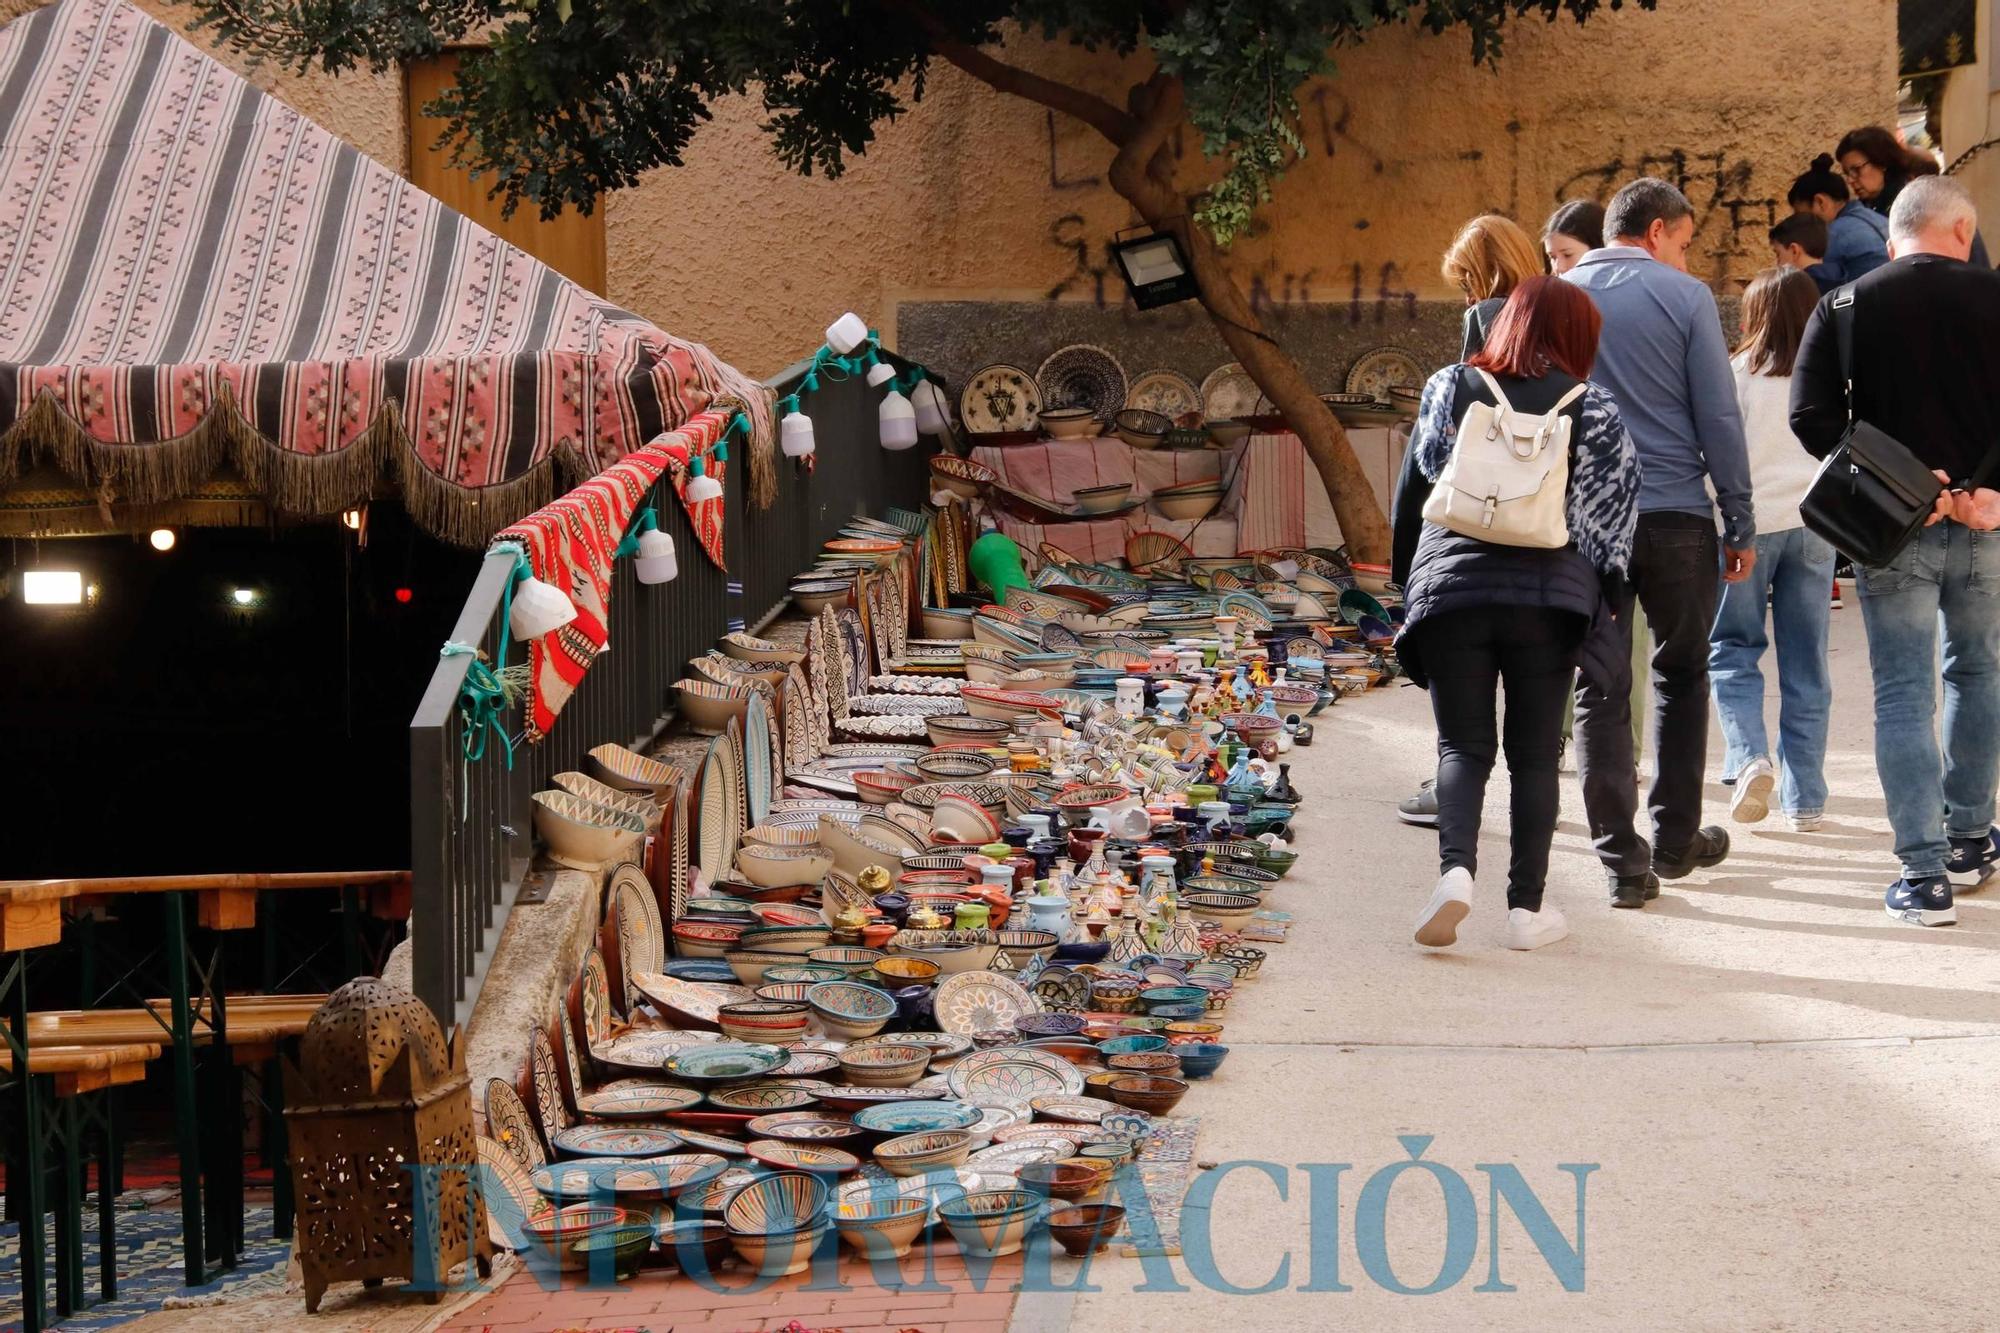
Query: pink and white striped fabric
[{"left": 0, "top": 0, "right": 767, "bottom": 551}]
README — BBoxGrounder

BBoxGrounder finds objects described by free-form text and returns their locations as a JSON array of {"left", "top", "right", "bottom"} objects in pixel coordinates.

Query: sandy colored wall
[
  {"left": 42, "top": 0, "right": 1893, "bottom": 378},
  {"left": 602, "top": 0, "right": 1899, "bottom": 376}
]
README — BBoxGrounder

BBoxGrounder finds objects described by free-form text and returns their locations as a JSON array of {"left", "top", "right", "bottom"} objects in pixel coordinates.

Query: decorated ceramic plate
[
  {"left": 961, "top": 364, "right": 1044, "bottom": 434},
  {"left": 719, "top": 725, "right": 747, "bottom": 872},
  {"left": 744, "top": 1111, "right": 868, "bottom": 1143},
  {"left": 574, "top": 1084, "right": 704, "bottom": 1120},
  {"left": 946, "top": 1047, "right": 1081, "bottom": 1095},
  {"left": 696, "top": 740, "right": 729, "bottom": 889},
  {"left": 593, "top": 1028, "right": 721, "bottom": 1074},
  {"left": 631, "top": 973, "right": 757, "bottom": 1028},
  {"left": 950, "top": 1056, "right": 1084, "bottom": 1106},
  {"left": 485, "top": 1077, "right": 547, "bottom": 1169},
  {"left": 1344, "top": 345, "right": 1426, "bottom": 401},
  {"left": 814, "top": 1082, "right": 950, "bottom": 1110},
  {"left": 1199, "top": 362, "right": 1267, "bottom": 419},
  {"left": 747, "top": 1140, "right": 863, "bottom": 1176},
  {"left": 1029, "top": 1096, "right": 1120, "bottom": 1125},
  {"left": 670, "top": 1126, "right": 751, "bottom": 1157},
  {"left": 744, "top": 690, "right": 774, "bottom": 828},
  {"left": 776, "top": 1049, "right": 843, "bottom": 1078},
  {"left": 1125, "top": 369, "right": 1204, "bottom": 426},
  {"left": 967, "top": 1141, "right": 1071, "bottom": 1171},
  {"left": 662, "top": 1042, "right": 789, "bottom": 1084},
  {"left": 550, "top": 1124, "right": 685, "bottom": 1160},
  {"left": 967, "top": 1099, "right": 1029, "bottom": 1144},
  {"left": 852, "top": 1100, "right": 984, "bottom": 1135},
  {"left": 477, "top": 1135, "right": 551, "bottom": 1242},
  {"left": 933, "top": 970, "right": 1039, "bottom": 1037},
  {"left": 1037, "top": 344, "right": 1128, "bottom": 421}
]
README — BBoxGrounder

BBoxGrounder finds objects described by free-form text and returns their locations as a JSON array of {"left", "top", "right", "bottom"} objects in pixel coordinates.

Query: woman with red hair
[{"left": 1392, "top": 276, "right": 1641, "bottom": 952}]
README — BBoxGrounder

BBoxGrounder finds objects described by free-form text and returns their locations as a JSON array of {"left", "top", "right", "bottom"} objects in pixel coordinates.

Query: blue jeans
[
  {"left": 1856, "top": 523, "right": 2000, "bottom": 878},
  {"left": 1708, "top": 527, "right": 1835, "bottom": 818}
]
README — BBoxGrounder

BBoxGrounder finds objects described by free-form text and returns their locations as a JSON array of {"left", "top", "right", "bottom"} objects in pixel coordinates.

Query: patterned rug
[
  {"left": 0, "top": 1205, "right": 290, "bottom": 1332},
  {"left": 1119, "top": 1114, "right": 1201, "bottom": 1259}
]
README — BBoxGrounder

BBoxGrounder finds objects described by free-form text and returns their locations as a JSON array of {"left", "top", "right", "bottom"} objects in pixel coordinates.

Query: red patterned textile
[
  {"left": 0, "top": 0, "right": 768, "bottom": 549},
  {"left": 498, "top": 409, "right": 730, "bottom": 739}
]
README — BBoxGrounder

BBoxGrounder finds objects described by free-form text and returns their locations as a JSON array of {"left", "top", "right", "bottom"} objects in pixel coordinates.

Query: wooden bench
[{"left": 0, "top": 1040, "right": 167, "bottom": 1320}]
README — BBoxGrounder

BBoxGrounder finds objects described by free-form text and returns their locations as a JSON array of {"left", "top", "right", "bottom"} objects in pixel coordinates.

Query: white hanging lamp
[
  {"left": 508, "top": 571, "right": 577, "bottom": 640},
  {"left": 635, "top": 527, "right": 679, "bottom": 584},
  {"left": 879, "top": 389, "right": 919, "bottom": 450},
  {"left": 911, "top": 378, "right": 950, "bottom": 435}
]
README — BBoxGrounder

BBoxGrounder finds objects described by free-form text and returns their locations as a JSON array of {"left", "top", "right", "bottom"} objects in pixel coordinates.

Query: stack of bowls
[{"left": 722, "top": 1170, "right": 831, "bottom": 1277}]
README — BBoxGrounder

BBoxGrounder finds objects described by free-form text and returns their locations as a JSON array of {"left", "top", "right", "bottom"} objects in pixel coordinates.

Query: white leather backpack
[{"left": 1421, "top": 368, "right": 1585, "bottom": 548}]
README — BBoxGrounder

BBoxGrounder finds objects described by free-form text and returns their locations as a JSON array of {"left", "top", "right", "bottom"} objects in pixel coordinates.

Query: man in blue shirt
[{"left": 1563, "top": 178, "right": 1757, "bottom": 908}]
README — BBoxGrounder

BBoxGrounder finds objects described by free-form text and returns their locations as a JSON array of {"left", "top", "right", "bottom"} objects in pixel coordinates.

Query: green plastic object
[{"left": 968, "top": 530, "right": 1031, "bottom": 599}]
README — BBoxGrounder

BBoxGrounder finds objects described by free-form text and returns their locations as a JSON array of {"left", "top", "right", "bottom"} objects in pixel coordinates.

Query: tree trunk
[{"left": 924, "top": 44, "right": 1394, "bottom": 561}]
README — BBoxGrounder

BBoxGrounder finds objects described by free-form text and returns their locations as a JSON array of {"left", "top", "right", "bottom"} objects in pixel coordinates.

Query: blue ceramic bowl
[
  {"left": 1052, "top": 939, "right": 1111, "bottom": 964},
  {"left": 1095, "top": 1034, "right": 1168, "bottom": 1057},
  {"left": 1148, "top": 1003, "right": 1207, "bottom": 1021},
  {"left": 1139, "top": 986, "right": 1207, "bottom": 1007},
  {"left": 1174, "top": 1043, "right": 1229, "bottom": 1078}
]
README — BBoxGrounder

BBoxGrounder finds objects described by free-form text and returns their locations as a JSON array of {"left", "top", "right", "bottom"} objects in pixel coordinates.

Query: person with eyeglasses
[{"left": 1836, "top": 126, "right": 1989, "bottom": 267}]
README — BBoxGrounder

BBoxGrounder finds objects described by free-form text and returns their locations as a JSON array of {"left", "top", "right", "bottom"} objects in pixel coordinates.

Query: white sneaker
[
  {"left": 1505, "top": 904, "right": 1570, "bottom": 950},
  {"left": 1730, "top": 757, "right": 1776, "bottom": 824},
  {"left": 1414, "top": 868, "right": 1473, "bottom": 948},
  {"left": 1784, "top": 812, "right": 1823, "bottom": 833}
]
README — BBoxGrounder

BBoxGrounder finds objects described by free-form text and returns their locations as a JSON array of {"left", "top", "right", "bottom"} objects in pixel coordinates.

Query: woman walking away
[
  {"left": 1393, "top": 277, "right": 1641, "bottom": 951},
  {"left": 1541, "top": 199, "right": 1605, "bottom": 275},
  {"left": 1441, "top": 214, "right": 1545, "bottom": 358},
  {"left": 1787, "top": 154, "right": 1888, "bottom": 289},
  {"left": 1709, "top": 268, "right": 1835, "bottom": 830}
]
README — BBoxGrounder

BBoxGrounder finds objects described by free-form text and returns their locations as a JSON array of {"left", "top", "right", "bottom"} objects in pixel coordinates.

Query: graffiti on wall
[{"left": 1551, "top": 146, "right": 1778, "bottom": 282}]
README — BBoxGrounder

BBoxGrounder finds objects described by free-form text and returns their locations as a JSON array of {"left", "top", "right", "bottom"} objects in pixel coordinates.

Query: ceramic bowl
[
  {"left": 806, "top": 980, "right": 897, "bottom": 1039},
  {"left": 1042, "top": 411, "right": 1103, "bottom": 441},
  {"left": 707, "top": 1082, "right": 817, "bottom": 1113},
  {"left": 936, "top": 1189, "right": 1045, "bottom": 1258},
  {"left": 584, "top": 742, "right": 679, "bottom": 797},
  {"left": 926, "top": 715, "right": 1014, "bottom": 747},
  {"left": 790, "top": 579, "right": 855, "bottom": 617},
  {"left": 728, "top": 1220, "right": 832, "bottom": 1277},
  {"left": 916, "top": 749, "right": 1000, "bottom": 780},
  {"left": 716, "top": 1001, "right": 811, "bottom": 1045},
  {"left": 739, "top": 925, "right": 834, "bottom": 957},
  {"left": 1205, "top": 419, "right": 1252, "bottom": 445},
  {"left": 1172, "top": 1042, "right": 1229, "bottom": 1078},
  {"left": 745, "top": 1140, "right": 864, "bottom": 1177},
  {"left": 1105, "top": 1074, "right": 1189, "bottom": 1115},
  {"left": 569, "top": 1221, "right": 655, "bottom": 1278},
  {"left": 674, "top": 678, "right": 753, "bottom": 736},
  {"left": 1153, "top": 489, "right": 1222, "bottom": 521},
  {"left": 1074, "top": 482, "right": 1133, "bottom": 515},
  {"left": 875, "top": 1129, "right": 973, "bottom": 1177},
  {"left": 672, "top": 918, "right": 747, "bottom": 958},
  {"left": 550, "top": 772, "right": 661, "bottom": 832},
  {"left": 1046, "top": 1203, "right": 1126, "bottom": 1256},
  {"left": 837, "top": 1042, "right": 931, "bottom": 1088},
  {"left": 524, "top": 1204, "right": 632, "bottom": 1271},
  {"left": 1182, "top": 891, "right": 1258, "bottom": 932},
  {"left": 656, "top": 1217, "right": 733, "bottom": 1273},
  {"left": 853, "top": 769, "right": 916, "bottom": 805},
  {"left": 530, "top": 790, "right": 647, "bottom": 870},
  {"left": 722, "top": 1169, "right": 830, "bottom": 1235},
  {"left": 763, "top": 964, "right": 848, "bottom": 986},
  {"left": 723, "top": 948, "right": 808, "bottom": 987},
  {"left": 735, "top": 845, "right": 834, "bottom": 888},
  {"left": 872, "top": 955, "right": 943, "bottom": 988},
  {"left": 994, "top": 929, "right": 1061, "bottom": 969},
  {"left": 806, "top": 946, "right": 885, "bottom": 976},
  {"left": 1107, "top": 1051, "right": 1182, "bottom": 1077},
  {"left": 1014, "top": 1013, "right": 1086, "bottom": 1039},
  {"left": 833, "top": 1195, "right": 930, "bottom": 1258},
  {"left": 930, "top": 455, "right": 998, "bottom": 499},
  {"left": 1165, "top": 1020, "right": 1225, "bottom": 1045},
  {"left": 1113, "top": 408, "right": 1171, "bottom": 449},
  {"left": 1018, "top": 1160, "right": 1101, "bottom": 1202},
  {"left": 1095, "top": 1034, "right": 1168, "bottom": 1058},
  {"left": 754, "top": 981, "right": 816, "bottom": 1004},
  {"left": 921, "top": 607, "right": 976, "bottom": 640},
  {"left": 722, "top": 631, "right": 806, "bottom": 666}
]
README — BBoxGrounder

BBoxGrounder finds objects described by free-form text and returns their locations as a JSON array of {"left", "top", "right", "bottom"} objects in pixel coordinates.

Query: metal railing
[{"left": 409, "top": 353, "right": 935, "bottom": 1025}]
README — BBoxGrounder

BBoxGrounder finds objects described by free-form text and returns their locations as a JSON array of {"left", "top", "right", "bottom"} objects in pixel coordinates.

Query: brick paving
[{"left": 440, "top": 1238, "right": 1026, "bottom": 1332}]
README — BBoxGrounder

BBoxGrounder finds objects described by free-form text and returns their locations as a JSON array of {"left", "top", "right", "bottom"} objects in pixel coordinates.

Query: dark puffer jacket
[{"left": 1391, "top": 364, "right": 1638, "bottom": 694}]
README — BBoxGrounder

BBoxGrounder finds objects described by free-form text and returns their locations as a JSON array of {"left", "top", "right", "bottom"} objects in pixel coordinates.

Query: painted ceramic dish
[
  {"left": 852, "top": 1099, "right": 983, "bottom": 1135},
  {"left": 549, "top": 1125, "right": 685, "bottom": 1160},
  {"left": 1344, "top": 345, "right": 1425, "bottom": 401},
  {"left": 1037, "top": 345, "right": 1128, "bottom": 421},
  {"left": 743, "top": 1112, "right": 869, "bottom": 1147},
  {"left": 1125, "top": 369, "right": 1204, "bottom": 425},
  {"left": 932, "top": 970, "right": 1038, "bottom": 1037},
  {"left": 746, "top": 1141, "right": 864, "bottom": 1176},
  {"left": 1200, "top": 362, "right": 1266, "bottom": 418},
  {"left": 574, "top": 1084, "right": 704, "bottom": 1120},
  {"left": 961, "top": 364, "right": 1044, "bottom": 434},
  {"left": 631, "top": 973, "right": 757, "bottom": 1028},
  {"left": 662, "top": 1042, "right": 790, "bottom": 1085},
  {"left": 950, "top": 1056, "right": 1085, "bottom": 1105}
]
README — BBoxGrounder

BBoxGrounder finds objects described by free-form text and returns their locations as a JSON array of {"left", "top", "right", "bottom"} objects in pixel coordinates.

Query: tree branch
[
  {"left": 1108, "top": 72, "right": 1183, "bottom": 212},
  {"left": 920, "top": 33, "right": 1136, "bottom": 146}
]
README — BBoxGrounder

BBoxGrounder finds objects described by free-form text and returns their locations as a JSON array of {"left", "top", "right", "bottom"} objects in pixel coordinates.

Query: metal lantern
[{"left": 285, "top": 978, "right": 493, "bottom": 1313}]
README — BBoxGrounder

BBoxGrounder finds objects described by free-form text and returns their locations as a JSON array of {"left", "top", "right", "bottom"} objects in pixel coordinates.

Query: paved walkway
[{"left": 1037, "top": 603, "right": 2000, "bottom": 1331}]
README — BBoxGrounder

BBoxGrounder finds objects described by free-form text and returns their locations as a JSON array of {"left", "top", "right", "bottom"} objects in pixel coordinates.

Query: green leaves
[{"left": 190, "top": 0, "right": 1653, "bottom": 229}]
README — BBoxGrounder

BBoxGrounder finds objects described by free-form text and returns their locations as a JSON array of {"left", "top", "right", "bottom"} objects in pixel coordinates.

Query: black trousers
[
  {"left": 1424, "top": 605, "right": 1582, "bottom": 911},
  {"left": 1574, "top": 511, "right": 1720, "bottom": 875}
]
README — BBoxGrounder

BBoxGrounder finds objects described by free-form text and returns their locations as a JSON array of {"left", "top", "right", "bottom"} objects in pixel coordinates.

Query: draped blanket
[
  {"left": 498, "top": 408, "right": 730, "bottom": 740},
  {"left": 0, "top": 0, "right": 770, "bottom": 551}
]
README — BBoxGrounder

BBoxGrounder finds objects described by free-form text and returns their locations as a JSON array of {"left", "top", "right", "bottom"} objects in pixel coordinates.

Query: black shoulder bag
[{"left": 1798, "top": 284, "right": 1948, "bottom": 567}]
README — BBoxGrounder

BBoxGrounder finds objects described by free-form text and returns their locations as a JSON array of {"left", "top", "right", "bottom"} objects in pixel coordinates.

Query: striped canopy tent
[{"left": 0, "top": 0, "right": 771, "bottom": 557}]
